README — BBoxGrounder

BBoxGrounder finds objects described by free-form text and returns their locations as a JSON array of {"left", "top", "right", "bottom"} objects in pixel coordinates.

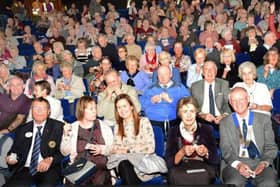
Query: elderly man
[
  {"left": 0, "top": 76, "right": 31, "bottom": 133},
  {"left": 97, "top": 70, "right": 141, "bottom": 124},
  {"left": 4, "top": 97, "right": 64, "bottom": 187},
  {"left": 141, "top": 66, "right": 190, "bottom": 135},
  {"left": 220, "top": 87, "right": 278, "bottom": 187},
  {"left": 191, "top": 61, "right": 231, "bottom": 125}
]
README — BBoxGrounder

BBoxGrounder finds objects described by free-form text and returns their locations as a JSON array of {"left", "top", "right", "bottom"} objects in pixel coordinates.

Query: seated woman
[
  {"left": 166, "top": 96, "right": 219, "bottom": 185},
  {"left": 55, "top": 62, "right": 85, "bottom": 100},
  {"left": 60, "top": 96, "right": 113, "bottom": 185},
  {"left": 217, "top": 49, "right": 240, "bottom": 87},
  {"left": 187, "top": 48, "right": 206, "bottom": 88},
  {"left": 106, "top": 94, "right": 155, "bottom": 185},
  {"left": 234, "top": 61, "right": 272, "bottom": 115},
  {"left": 257, "top": 47, "right": 280, "bottom": 96},
  {"left": 24, "top": 61, "right": 56, "bottom": 98},
  {"left": 120, "top": 55, "right": 151, "bottom": 95},
  {"left": 7, "top": 45, "right": 26, "bottom": 71}
]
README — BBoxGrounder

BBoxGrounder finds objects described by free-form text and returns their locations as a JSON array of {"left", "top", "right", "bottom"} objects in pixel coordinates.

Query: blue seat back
[{"left": 152, "top": 126, "right": 165, "bottom": 157}]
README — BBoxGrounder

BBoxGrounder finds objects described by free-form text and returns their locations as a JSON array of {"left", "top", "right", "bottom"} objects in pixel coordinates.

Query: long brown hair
[{"left": 114, "top": 94, "right": 140, "bottom": 139}]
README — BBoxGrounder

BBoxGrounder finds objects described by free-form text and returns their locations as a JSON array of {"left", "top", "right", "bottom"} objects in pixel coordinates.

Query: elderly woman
[
  {"left": 0, "top": 64, "right": 10, "bottom": 93},
  {"left": 61, "top": 96, "right": 113, "bottom": 185},
  {"left": 152, "top": 51, "right": 182, "bottom": 84},
  {"left": 187, "top": 48, "right": 206, "bottom": 88},
  {"left": 257, "top": 47, "right": 280, "bottom": 96},
  {"left": 24, "top": 61, "right": 56, "bottom": 98},
  {"left": 62, "top": 50, "right": 84, "bottom": 77},
  {"left": 233, "top": 61, "right": 272, "bottom": 115},
  {"left": 55, "top": 62, "right": 85, "bottom": 100},
  {"left": 139, "top": 43, "right": 159, "bottom": 78},
  {"left": 217, "top": 49, "right": 240, "bottom": 87},
  {"left": 106, "top": 94, "right": 155, "bottom": 185},
  {"left": 120, "top": 55, "right": 150, "bottom": 95},
  {"left": 218, "top": 28, "right": 240, "bottom": 53},
  {"left": 7, "top": 45, "right": 26, "bottom": 71},
  {"left": 74, "top": 38, "right": 92, "bottom": 64},
  {"left": 166, "top": 96, "right": 219, "bottom": 185}
]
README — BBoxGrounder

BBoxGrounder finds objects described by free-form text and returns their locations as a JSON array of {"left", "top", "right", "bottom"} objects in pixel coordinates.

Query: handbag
[
  {"left": 136, "top": 154, "right": 168, "bottom": 174},
  {"left": 62, "top": 123, "right": 96, "bottom": 184},
  {"left": 62, "top": 157, "right": 96, "bottom": 184}
]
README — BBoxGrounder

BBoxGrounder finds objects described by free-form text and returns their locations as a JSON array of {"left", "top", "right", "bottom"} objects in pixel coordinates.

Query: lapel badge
[
  {"left": 48, "top": 141, "right": 56, "bottom": 148},
  {"left": 25, "top": 132, "right": 33, "bottom": 138}
]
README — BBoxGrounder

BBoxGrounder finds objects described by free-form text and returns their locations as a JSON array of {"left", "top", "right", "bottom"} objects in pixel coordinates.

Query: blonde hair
[{"left": 220, "top": 49, "right": 236, "bottom": 64}]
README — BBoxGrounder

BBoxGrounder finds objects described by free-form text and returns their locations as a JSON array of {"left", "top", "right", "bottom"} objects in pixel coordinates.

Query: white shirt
[
  {"left": 201, "top": 81, "right": 221, "bottom": 116},
  {"left": 187, "top": 64, "right": 203, "bottom": 88},
  {"left": 233, "top": 81, "right": 272, "bottom": 115},
  {"left": 25, "top": 121, "right": 46, "bottom": 167}
]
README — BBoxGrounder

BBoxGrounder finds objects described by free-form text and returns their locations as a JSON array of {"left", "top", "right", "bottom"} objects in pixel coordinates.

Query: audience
[{"left": 1, "top": 1, "right": 280, "bottom": 185}]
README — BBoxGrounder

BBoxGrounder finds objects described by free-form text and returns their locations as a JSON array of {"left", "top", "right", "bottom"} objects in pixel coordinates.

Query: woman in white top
[
  {"left": 233, "top": 61, "right": 272, "bottom": 115},
  {"left": 61, "top": 96, "right": 113, "bottom": 185}
]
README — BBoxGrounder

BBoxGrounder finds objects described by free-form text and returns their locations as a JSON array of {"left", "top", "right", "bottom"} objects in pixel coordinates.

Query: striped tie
[{"left": 30, "top": 126, "right": 42, "bottom": 176}]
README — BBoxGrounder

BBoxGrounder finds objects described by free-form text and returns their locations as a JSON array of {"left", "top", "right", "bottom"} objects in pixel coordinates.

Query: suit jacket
[
  {"left": 8, "top": 118, "right": 64, "bottom": 174},
  {"left": 220, "top": 112, "right": 278, "bottom": 168},
  {"left": 191, "top": 78, "right": 231, "bottom": 115}
]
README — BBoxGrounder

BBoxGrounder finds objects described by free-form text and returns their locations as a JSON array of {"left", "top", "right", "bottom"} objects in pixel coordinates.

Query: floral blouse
[{"left": 112, "top": 117, "right": 155, "bottom": 154}]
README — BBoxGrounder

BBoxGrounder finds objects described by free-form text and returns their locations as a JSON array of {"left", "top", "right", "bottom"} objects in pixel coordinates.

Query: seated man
[
  {"left": 97, "top": 69, "right": 141, "bottom": 124},
  {"left": 220, "top": 87, "right": 278, "bottom": 187},
  {"left": 5, "top": 97, "right": 64, "bottom": 187},
  {"left": 0, "top": 76, "right": 31, "bottom": 134},
  {"left": 26, "top": 80, "right": 63, "bottom": 122},
  {"left": 141, "top": 66, "right": 190, "bottom": 135},
  {"left": 191, "top": 61, "right": 231, "bottom": 125}
]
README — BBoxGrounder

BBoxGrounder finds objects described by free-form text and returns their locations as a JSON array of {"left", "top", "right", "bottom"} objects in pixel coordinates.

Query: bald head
[{"left": 158, "top": 66, "right": 172, "bottom": 85}]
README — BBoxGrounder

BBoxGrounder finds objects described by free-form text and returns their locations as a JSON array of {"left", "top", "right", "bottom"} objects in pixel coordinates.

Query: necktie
[
  {"left": 209, "top": 84, "right": 215, "bottom": 116},
  {"left": 30, "top": 126, "right": 42, "bottom": 176},
  {"left": 242, "top": 119, "right": 247, "bottom": 142}
]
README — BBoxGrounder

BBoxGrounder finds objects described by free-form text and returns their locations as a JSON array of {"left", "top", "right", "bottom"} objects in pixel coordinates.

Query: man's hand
[
  {"left": 6, "top": 155, "right": 18, "bottom": 165},
  {"left": 200, "top": 113, "right": 216, "bottom": 122},
  {"left": 37, "top": 157, "right": 53, "bottom": 173},
  {"left": 254, "top": 162, "right": 267, "bottom": 175},
  {"left": 236, "top": 162, "right": 251, "bottom": 178},
  {"left": 151, "top": 95, "right": 161, "bottom": 103},
  {"left": 161, "top": 92, "right": 173, "bottom": 103}
]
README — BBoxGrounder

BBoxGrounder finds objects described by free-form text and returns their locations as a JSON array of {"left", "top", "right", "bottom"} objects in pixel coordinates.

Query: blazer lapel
[
  {"left": 252, "top": 116, "right": 262, "bottom": 154},
  {"left": 40, "top": 119, "right": 52, "bottom": 152}
]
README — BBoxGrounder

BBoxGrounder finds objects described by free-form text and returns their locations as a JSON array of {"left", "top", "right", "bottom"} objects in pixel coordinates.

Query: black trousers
[
  {"left": 4, "top": 167, "right": 61, "bottom": 187},
  {"left": 118, "top": 160, "right": 141, "bottom": 185}
]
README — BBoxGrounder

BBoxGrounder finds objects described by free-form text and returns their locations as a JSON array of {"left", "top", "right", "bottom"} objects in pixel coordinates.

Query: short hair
[
  {"left": 117, "top": 45, "right": 127, "bottom": 53},
  {"left": 75, "top": 96, "right": 96, "bottom": 121},
  {"left": 144, "top": 43, "right": 156, "bottom": 52},
  {"left": 238, "top": 61, "right": 257, "bottom": 79},
  {"left": 158, "top": 51, "right": 171, "bottom": 64},
  {"left": 104, "top": 69, "right": 119, "bottom": 79},
  {"left": 220, "top": 49, "right": 236, "bottom": 64},
  {"left": 228, "top": 86, "right": 248, "bottom": 101},
  {"left": 34, "top": 80, "right": 51, "bottom": 95},
  {"left": 125, "top": 55, "right": 139, "bottom": 67},
  {"left": 76, "top": 38, "right": 88, "bottom": 48},
  {"left": 44, "top": 51, "right": 55, "bottom": 59},
  {"left": 194, "top": 48, "right": 206, "bottom": 59},
  {"left": 32, "top": 97, "right": 50, "bottom": 110},
  {"left": 59, "top": 62, "right": 73, "bottom": 71},
  {"left": 32, "top": 61, "right": 47, "bottom": 73},
  {"left": 263, "top": 47, "right": 280, "bottom": 69},
  {"left": 53, "top": 41, "right": 65, "bottom": 50},
  {"left": 176, "top": 96, "right": 199, "bottom": 118},
  {"left": 221, "top": 27, "right": 232, "bottom": 38}
]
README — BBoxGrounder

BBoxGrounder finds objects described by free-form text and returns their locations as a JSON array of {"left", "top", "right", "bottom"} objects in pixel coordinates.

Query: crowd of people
[{"left": 0, "top": 0, "right": 280, "bottom": 186}]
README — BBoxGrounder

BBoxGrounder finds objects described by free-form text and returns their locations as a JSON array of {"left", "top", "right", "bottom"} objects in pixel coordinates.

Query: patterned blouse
[
  {"left": 113, "top": 117, "right": 155, "bottom": 154},
  {"left": 257, "top": 65, "right": 280, "bottom": 90}
]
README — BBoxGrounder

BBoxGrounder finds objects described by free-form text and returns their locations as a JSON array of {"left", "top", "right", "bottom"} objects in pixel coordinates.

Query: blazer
[
  {"left": 191, "top": 78, "right": 231, "bottom": 115},
  {"left": 220, "top": 112, "right": 278, "bottom": 168},
  {"left": 8, "top": 118, "right": 64, "bottom": 174},
  {"left": 165, "top": 122, "right": 220, "bottom": 169}
]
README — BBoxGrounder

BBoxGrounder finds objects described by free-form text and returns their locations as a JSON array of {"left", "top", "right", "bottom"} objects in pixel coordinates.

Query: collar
[
  {"left": 179, "top": 121, "right": 197, "bottom": 143},
  {"left": 159, "top": 80, "right": 174, "bottom": 88}
]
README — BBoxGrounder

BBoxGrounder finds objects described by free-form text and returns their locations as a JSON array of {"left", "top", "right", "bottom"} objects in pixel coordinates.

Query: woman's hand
[
  {"left": 184, "top": 145, "right": 195, "bottom": 156},
  {"left": 87, "top": 144, "right": 102, "bottom": 155},
  {"left": 196, "top": 145, "right": 208, "bottom": 157}
]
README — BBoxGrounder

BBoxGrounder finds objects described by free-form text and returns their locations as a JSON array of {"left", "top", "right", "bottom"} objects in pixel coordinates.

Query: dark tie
[
  {"left": 209, "top": 84, "right": 215, "bottom": 116},
  {"left": 30, "top": 126, "right": 42, "bottom": 176},
  {"left": 242, "top": 119, "right": 247, "bottom": 142}
]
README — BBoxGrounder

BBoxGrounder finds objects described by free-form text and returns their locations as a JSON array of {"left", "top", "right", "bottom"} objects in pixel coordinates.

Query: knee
[
  {"left": 118, "top": 160, "right": 131, "bottom": 171},
  {"left": 258, "top": 178, "right": 278, "bottom": 187}
]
